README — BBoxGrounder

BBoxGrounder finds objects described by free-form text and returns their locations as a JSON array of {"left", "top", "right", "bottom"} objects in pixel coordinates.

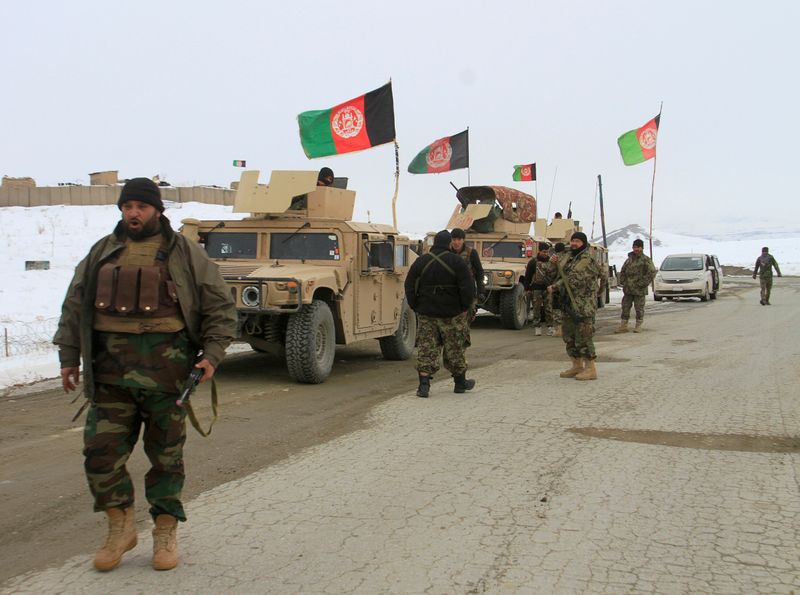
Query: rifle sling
[{"left": 184, "top": 377, "right": 218, "bottom": 437}]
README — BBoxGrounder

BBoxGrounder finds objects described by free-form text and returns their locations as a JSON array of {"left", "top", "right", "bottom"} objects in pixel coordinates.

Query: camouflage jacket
[
  {"left": 552, "top": 248, "right": 602, "bottom": 318},
  {"left": 523, "top": 256, "right": 557, "bottom": 290},
  {"left": 619, "top": 252, "right": 657, "bottom": 296},
  {"left": 54, "top": 220, "right": 237, "bottom": 400},
  {"left": 754, "top": 254, "right": 781, "bottom": 279}
]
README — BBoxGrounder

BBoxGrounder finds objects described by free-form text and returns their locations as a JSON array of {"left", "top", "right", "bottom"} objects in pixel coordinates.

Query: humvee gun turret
[
  {"left": 427, "top": 185, "right": 538, "bottom": 329},
  {"left": 182, "top": 170, "right": 417, "bottom": 384}
]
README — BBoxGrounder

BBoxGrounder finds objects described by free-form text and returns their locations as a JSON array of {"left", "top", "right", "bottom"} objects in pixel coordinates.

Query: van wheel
[
  {"left": 710, "top": 290, "right": 717, "bottom": 300},
  {"left": 654, "top": 294, "right": 663, "bottom": 302},
  {"left": 499, "top": 283, "right": 527, "bottom": 330},
  {"left": 285, "top": 300, "right": 336, "bottom": 384},
  {"left": 700, "top": 286, "right": 709, "bottom": 302},
  {"left": 379, "top": 301, "right": 417, "bottom": 360}
]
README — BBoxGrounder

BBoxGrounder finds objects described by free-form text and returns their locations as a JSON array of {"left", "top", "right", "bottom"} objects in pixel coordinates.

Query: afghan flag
[
  {"left": 512, "top": 163, "right": 536, "bottom": 181},
  {"left": 298, "top": 82, "right": 395, "bottom": 159},
  {"left": 617, "top": 115, "right": 660, "bottom": 166},
  {"left": 232, "top": 160, "right": 246, "bottom": 167},
  {"left": 408, "top": 129, "right": 469, "bottom": 174}
]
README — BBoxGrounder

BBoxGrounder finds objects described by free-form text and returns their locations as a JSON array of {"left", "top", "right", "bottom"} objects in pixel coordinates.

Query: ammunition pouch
[{"left": 94, "top": 263, "right": 180, "bottom": 317}]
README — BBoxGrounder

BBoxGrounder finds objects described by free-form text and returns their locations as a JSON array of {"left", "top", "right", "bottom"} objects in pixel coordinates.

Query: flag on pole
[
  {"left": 617, "top": 115, "right": 660, "bottom": 166},
  {"left": 512, "top": 163, "right": 536, "bottom": 181},
  {"left": 408, "top": 130, "right": 469, "bottom": 174},
  {"left": 298, "top": 82, "right": 396, "bottom": 159},
  {"left": 232, "top": 160, "right": 246, "bottom": 167}
]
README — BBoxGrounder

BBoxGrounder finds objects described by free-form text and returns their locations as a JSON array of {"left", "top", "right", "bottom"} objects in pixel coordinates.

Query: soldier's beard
[{"left": 124, "top": 216, "right": 161, "bottom": 241}]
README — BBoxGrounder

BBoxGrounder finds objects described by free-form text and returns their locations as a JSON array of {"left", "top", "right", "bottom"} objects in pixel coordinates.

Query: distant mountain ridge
[{"left": 592, "top": 224, "right": 661, "bottom": 249}]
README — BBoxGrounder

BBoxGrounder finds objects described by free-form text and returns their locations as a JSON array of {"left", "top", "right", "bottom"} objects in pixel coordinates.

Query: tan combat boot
[
  {"left": 559, "top": 358, "right": 584, "bottom": 378},
  {"left": 614, "top": 320, "right": 629, "bottom": 334},
  {"left": 152, "top": 514, "right": 179, "bottom": 570},
  {"left": 575, "top": 359, "right": 598, "bottom": 381},
  {"left": 633, "top": 320, "right": 643, "bottom": 333},
  {"left": 553, "top": 325, "right": 562, "bottom": 337},
  {"left": 94, "top": 507, "right": 137, "bottom": 571}
]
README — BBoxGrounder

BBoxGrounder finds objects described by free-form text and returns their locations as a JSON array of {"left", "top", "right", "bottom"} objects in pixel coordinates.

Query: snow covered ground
[{"left": 0, "top": 206, "right": 797, "bottom": 391}]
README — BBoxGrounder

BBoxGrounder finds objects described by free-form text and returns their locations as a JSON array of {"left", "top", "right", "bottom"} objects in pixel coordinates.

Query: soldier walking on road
[
  {"left": 753, "top": 246, "right": 782, "bottom": 305},
  {"left": 548, "top": 232, "right": 603, "bottom": 380},
  {"left": 405, "top": 230, "right": 476, "bottom": 398},
  {"left": 54, "top": 178, "right": 237, "bottom": 572},
  {"left": 550, "top": 242, "right": 567, "bottom": 337},
  {"left": 450, "top": 227, "right": 485, "bottom": 322},
  {"left": 615, "top": 239, "right": 657, "bottom": 333},
  {"left": 524, "top": 242, "right": 557, "bottom": 336}
]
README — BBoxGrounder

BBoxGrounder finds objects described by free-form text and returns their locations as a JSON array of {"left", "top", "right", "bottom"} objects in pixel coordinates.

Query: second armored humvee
[
  {"left": 182, "top": 170, "right": 417, "bottom": 384},
  {"left": 427, "top": 185, "right": 538, "bottom": 330}
]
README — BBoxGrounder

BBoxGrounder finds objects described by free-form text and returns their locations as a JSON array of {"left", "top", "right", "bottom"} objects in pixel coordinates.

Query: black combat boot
[
  {"left": 453, "top": 373, "right": 476, "bottom": 393},
  {"left": 416, "top": 374, "right": 431, "bottom": 398}
]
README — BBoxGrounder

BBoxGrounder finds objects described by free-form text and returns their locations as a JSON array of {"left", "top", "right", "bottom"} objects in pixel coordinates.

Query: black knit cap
[
  {"left": 451, "top": 228, "right": 466, "bottom": 239},
  {"left": 538, "top": 242, "right": 549, "bottom": 251},
  {"left": 554, "top": 242, "right": 566, "bottom": 253},
  {"left": 117, "top": 177, "right": 164, "bottom": 212},
  {"left": 632, "top": 238, "right": 644, "bottom": 248},
  {"left": 571, "top": 231, "right": 588, "bottom": 245},
  {"left": 433, "top": 230, "right": 452, "bottom": 248}
]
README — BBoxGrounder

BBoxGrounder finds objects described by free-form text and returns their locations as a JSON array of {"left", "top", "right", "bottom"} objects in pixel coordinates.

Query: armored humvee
[
  {"left": 181, "top": 170, "right": 417, "bottom": 384},
  {"left": 533, "top": 218, "right": 615, "bottom": 307},
  {"left": 426, "top": 185, "right": 538, "bottom": 330}
]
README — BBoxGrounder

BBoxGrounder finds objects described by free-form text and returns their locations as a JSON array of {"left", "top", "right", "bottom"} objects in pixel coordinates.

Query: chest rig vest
[{"left": 93, "top": 235, "right": 185, "bottom": 334}]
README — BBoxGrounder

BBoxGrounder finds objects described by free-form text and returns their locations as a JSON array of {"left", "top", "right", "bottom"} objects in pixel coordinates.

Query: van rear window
[{"left": 661, "top": 256, "right": 703, "bottom": 271}]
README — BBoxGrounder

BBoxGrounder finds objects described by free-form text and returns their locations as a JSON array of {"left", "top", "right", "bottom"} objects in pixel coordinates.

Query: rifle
[
  {"left": 556, "top": 259, "right": 581, "bottom": 323},
  {"left": 176, "top": 367, "right": 203, "bottom": 407}
]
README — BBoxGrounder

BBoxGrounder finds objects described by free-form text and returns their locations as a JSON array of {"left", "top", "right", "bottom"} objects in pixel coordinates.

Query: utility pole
[{"left": 597, "top": 174, "right": 608, "bottom": 249}]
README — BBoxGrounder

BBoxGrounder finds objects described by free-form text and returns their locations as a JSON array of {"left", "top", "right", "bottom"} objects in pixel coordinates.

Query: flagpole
[
  {"left": 546, "top": 165, "right": 558, "bottom": 221},
  {"left": 648, "top": 102, "right": 663, "bottom": 260},
  {"left": 466, "top": 126, "right": 471, "bottom": 186},
  {"left": 392, "top": 140, "right": 400, "bottom": 230}
]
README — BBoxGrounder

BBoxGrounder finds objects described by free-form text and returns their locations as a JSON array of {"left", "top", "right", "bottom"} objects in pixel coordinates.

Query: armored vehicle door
[{"left": 356, "top": 233, "right": 397, "bottom": 331}]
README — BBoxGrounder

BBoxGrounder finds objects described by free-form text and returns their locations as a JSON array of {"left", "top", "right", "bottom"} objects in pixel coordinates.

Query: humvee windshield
[
  {"left": 270, "top": 233, "right": 340, "bottom": 261},
  {"left": 205, "top": 232, "right": 258, "bottom": 259},
  {"left": 481, "top": 241, "right": 526, "bottom": 259},
  {"left": 661, "top": 256, "right": 703, "bottom": 271}
]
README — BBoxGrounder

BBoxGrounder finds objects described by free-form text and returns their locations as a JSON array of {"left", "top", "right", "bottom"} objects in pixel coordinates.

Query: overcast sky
[{"left": 2, "top": 1, "right": 798, "bottom": 237}]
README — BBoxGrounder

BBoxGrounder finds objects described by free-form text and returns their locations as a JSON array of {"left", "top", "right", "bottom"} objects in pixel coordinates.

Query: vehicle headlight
[
  {"left": 655, "top": 274, "right": 663, "bottom": 282},
  {"left": 483, "top": 274, "right": 490, "bottom": 286},
  {"left": 241, "top": 285, "right": 261, "bottom": 308},
  {"left": 502, "top": 270, "right": 514, "bottom": 279},
  {"left": 695, "top": 273, "right": 705, "bottom": 280}
]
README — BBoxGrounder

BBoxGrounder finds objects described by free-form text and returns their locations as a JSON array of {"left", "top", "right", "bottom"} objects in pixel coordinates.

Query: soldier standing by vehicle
[
  {"left": 550, "top": 242, "right": 567, "bottom": 337},
  {"left": 54, "top": 178, "right": 237, "bottom": 572},
  {"left": 615, "top": 239, "right": 657, "bottom": 333},
  {"left": 405, "top": 230, "right": 476, "bottom": 398},
  {"left": 548, "top": 232, "right": 603, "bottom": 380},
  {"left": 450, "top": 227, "right": 484, "bottom": 321},
  {"left": 753, "top": 246, "right": 782, "bottom": 305},
  {"left": 524, "top": 242, "right": 557, "bottom": 336}
]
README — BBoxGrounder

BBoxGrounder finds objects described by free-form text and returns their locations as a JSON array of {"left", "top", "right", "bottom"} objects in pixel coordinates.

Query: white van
[{"left": 654, "top": 253, "right": 722, "bottom": 302}]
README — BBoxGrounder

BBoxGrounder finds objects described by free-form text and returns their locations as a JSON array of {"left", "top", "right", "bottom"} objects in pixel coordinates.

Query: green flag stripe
[
  {"left": 513, "top": 166, "right": 522, "bottom": 181},
  {"left": 617, "top": 129, "right": 646, "bottom": 166},
  {"left": 298, "top": 108, "right": 336, "bottom": 158},
  {"left": 408, "top": 146, "right": 430, "bottom": 174}
]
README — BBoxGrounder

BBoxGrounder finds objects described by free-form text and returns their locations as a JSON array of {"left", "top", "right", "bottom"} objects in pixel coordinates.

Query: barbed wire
[{"left": 1, "top": 317, "right": 60, "bottom": 358}]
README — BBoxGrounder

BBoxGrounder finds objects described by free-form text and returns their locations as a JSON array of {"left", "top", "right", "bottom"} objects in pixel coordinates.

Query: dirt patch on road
[{"left": 568, "top": 427, "right": 800, "bottom": 453}]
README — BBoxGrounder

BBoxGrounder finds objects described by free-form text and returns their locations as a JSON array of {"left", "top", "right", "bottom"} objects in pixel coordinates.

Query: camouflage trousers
[
  {"left": 416, "top": 313, "right": 470, "bottom": 376},
  {"left": 621, "top": 292, "right": 646, "bottom": 322},
  {"left": 552, "top": 305, "right": 563, "bottom": 326},
  {"left": 562, "top": 316, "right": 596, "bottom": 360},
  {"left": 530, "top": 289, "right": 553, "bottom": 327},
  {"left": 84, "top": 383, "right": 188, "bottom": 521},
  {"left": 760, "top": 277, "right": 773, "bottom": 302}
]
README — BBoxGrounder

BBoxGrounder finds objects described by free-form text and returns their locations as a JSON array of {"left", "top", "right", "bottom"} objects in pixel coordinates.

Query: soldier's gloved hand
[
  {"left": 195, "top": 359, "right": 216, "bottom": 383},
  {"left": 752, "top": 274, "right": 757, "bottom": 279},
  {"left": 61, "top": 367, "right": 80, "bottom": 393}
]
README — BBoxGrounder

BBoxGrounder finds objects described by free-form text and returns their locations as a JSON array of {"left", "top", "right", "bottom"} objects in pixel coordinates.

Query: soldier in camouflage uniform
[
  {"left": 549, "top": 232, "right": 603, "bottom": 380},
  {"left": 615, "top": 239, "right": 657, "bottom": 333},
  {"left": 524, "top": 242, "right": 557, "bottom": 336},
  {"left": 450, "top": 228, "right": 484, "bottom": 322},
  {"left": 405, "top": 230, "right": 476, "bottom": 397},
  {"left": 54, "top": 178, "right": 236, "bottom": 572},
  {"left": 753, "top": 246, "right": 782, "bottom": 305},
  {"left": 549, "top": 243, "right": 567, "bottom": 336}
]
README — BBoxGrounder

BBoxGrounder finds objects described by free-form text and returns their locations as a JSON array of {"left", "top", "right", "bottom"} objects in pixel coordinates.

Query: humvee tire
[
  {"left": 654, "top": 293, "right": 663, "bottom": 302},
  {"left": 379, "top": 301, "right": 417, "bottom": 360},
  {"left": 285, "top": 300, "right": 336, "bottom": 384},
  {"left": 499, "top": 283, "right": 527, "bottom": 330}
]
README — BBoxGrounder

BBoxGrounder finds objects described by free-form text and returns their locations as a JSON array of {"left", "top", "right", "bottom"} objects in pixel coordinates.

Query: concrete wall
[{"left": 0, "top": 185, "right": 235, "bottom": 208}]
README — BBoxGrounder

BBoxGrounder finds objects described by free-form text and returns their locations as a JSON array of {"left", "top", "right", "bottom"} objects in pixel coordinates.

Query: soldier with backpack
[{"left": 404, "top": 230, "right": 476, "bottom": 398}]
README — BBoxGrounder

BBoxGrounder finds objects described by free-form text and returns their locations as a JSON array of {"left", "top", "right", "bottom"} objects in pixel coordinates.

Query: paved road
[{"left": 2, "top": 278, "right": 799, "bottom": 593}]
